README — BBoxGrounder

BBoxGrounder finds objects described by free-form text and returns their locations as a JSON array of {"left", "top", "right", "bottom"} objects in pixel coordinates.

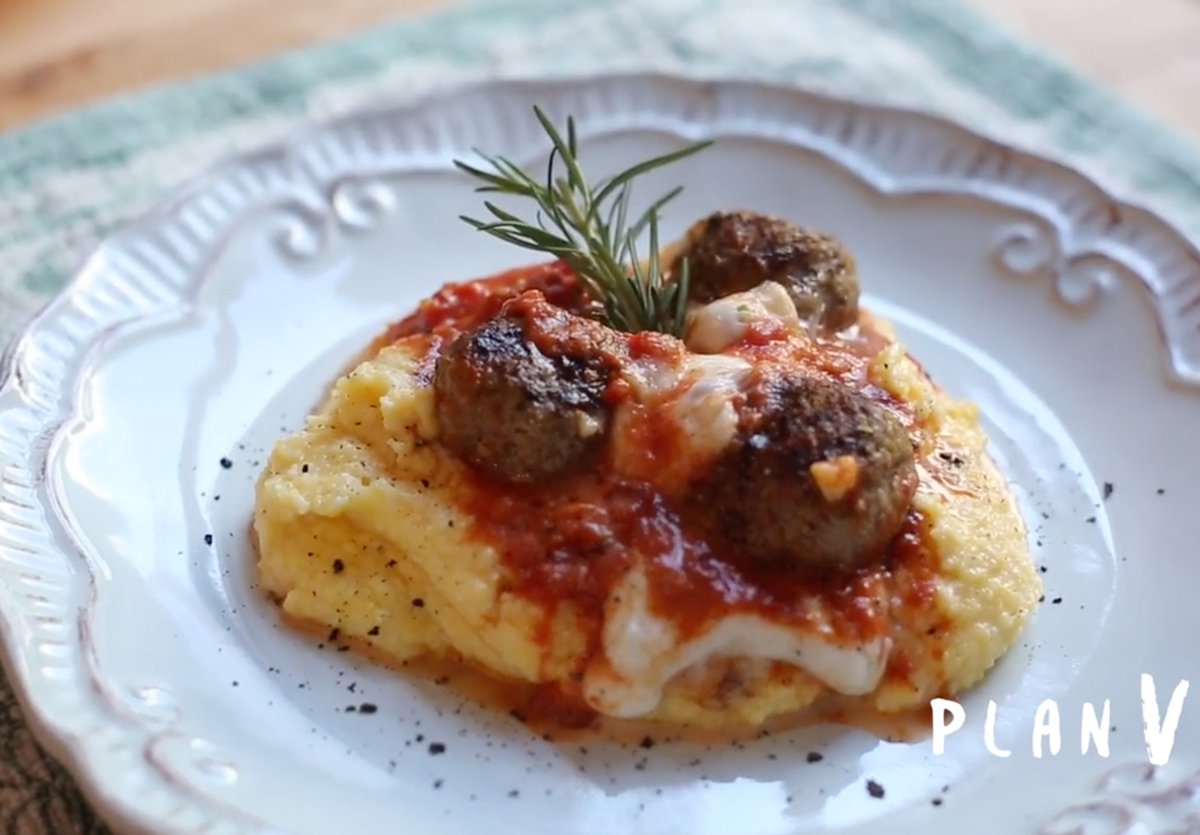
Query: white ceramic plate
[{"left": 3, "top": 74, "right": 1200, "bottom": 835}]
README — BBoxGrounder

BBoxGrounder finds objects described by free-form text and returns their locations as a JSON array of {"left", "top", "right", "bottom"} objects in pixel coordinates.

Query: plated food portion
[{"left": 251, "top": 109, "right": 1041, "bottom": 736}]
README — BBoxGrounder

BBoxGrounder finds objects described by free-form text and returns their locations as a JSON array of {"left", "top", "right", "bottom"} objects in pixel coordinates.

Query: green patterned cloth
[{"left": 2, "top": 0, "right": 1199, "bottom": 831}]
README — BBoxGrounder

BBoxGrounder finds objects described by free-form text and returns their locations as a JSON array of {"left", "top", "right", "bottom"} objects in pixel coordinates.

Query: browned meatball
[
  {"left": 688, "top": 370, "right": 917, "bottom": 572},
  {"left": 673, "top": 211, "right": 860, "bottom": 332},
  {"left": 433, "top": 292, "right": 622, "bottom": 484}
]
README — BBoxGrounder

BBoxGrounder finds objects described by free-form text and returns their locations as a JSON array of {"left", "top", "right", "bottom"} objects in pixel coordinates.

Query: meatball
[
  {"left": 433, "top": 292, "right": 621, "bottom": 484},
  {"left": 673, "top": 211, "right": 860, "bottom": 332},
  {"left": 688, "top": 370, "right": 917, "bottom": 571}
]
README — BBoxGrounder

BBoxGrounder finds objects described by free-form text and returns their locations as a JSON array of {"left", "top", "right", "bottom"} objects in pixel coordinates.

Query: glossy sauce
[
  {"left": 383, "top": 260, "right": 586, "bottom": 343},
  {"left": 381, "top": 259, "right": 955, "bottom": 726}
]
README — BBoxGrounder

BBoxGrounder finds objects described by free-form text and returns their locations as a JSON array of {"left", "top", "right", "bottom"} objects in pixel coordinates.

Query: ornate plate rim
[{"left": 1, "top": 71, "right": 1199, "bottom": 835}]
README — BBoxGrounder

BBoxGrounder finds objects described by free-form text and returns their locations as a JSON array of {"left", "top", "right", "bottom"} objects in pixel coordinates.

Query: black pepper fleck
[
  {"left": 866, "top": 780, "right": 885, "bottom": 799},
  {"left": 301, "top": 464, "right": 309, "bottom": 473},
  {"left": 412, "top": 598, "right": 425, "bottom": 608},
  {"left": 1086, "top": 516, "right": 1097, "bottom": 523},
  {"left": 1103, "top": 482, "right": 1114, "bottom": 499},
  {"left": 1052, "top": 597, "right": 1063, "bottom": 604},
  {"left": 806, "top": 752, "right": 823, "bottom": 763},
  {"left": 429, "top": 742, "right": 446, "bottom": 755},
  {"left": 1157, "top": 488, "right": 1166, "bottom": 495},
  {"left": 219, "top": 457, "right": 233, "bottom": 469},
  {"left": 932, "top": 798, "right": 943, "bottom": 807},
  {"left": 1039, "top": 566, "right": 1048, "bottom": 573},
  {"left": 367, "top": 626, "right": 380, "bottom": 636},
  {"left": 332, "top": 559, "right": 345, "bottom": 573},
  {"left": 433, "top": 779, "right": 443, "bottom": 789},
  {"left": 507, "top": 790, "right": 519, "bottom": 798},
  {"left": 359, "top": 703, "right": 378, "bottom": 714},
  {"left": 204, "top": 534, "right": 213, "bottom": 546},
  {"left": 640, "top": 737, "right": 655, "bottom": 749}
]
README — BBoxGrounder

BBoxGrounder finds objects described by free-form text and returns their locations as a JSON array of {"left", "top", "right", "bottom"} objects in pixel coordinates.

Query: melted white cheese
[
  {"left": 589, "top": 308, "right": 890, "bottom": 716},
  {"left": 582, "top": 563, "right": 892, "bottom": 718},
  {"left": 667, "top": 354, "right": 751, "bottom": 462},
  {"left": 684, "top": 281, "right": 801, "bottom": 353},
  {"left": 619, "top": 355, "right": 681, "bottom": 402},
  {"left": 610, "top": 352, "right": 751, "bottom": 491}
]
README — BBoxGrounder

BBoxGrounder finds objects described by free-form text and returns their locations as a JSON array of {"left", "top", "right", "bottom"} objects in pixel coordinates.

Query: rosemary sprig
[{"left": 453, "top": 106, "right": 712, "bottom": 336}]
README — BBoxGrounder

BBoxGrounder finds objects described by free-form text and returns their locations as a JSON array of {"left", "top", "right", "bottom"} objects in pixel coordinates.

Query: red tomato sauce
[{"left": 381, "top": 259, "right": 948, "bottom": 720}]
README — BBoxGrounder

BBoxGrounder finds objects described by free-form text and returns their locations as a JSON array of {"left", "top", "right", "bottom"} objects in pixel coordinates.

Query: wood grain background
[{"left": 1, "top": 0, "right": 1199, "bottom": 139}]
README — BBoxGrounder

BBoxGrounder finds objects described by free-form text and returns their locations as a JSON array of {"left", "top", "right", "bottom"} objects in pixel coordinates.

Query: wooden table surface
[{"left": 2, "top": 0, "right": 1199, "bottom": 140}]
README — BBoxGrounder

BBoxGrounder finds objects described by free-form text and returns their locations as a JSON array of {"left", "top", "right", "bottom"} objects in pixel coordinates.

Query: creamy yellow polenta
[{"left": 252, "top": 309, "right": 1041, "bottom": 733}]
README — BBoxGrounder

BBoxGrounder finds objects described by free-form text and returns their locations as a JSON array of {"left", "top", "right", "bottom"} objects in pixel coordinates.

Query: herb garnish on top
[{"left": 454, "top": 106, "right": 712, "bottom": 337}]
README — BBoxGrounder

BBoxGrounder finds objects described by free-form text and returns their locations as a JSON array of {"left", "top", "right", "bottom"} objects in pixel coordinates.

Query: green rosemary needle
[{"left": 453, "top": 106, "right": 712, "bottom": 337}]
